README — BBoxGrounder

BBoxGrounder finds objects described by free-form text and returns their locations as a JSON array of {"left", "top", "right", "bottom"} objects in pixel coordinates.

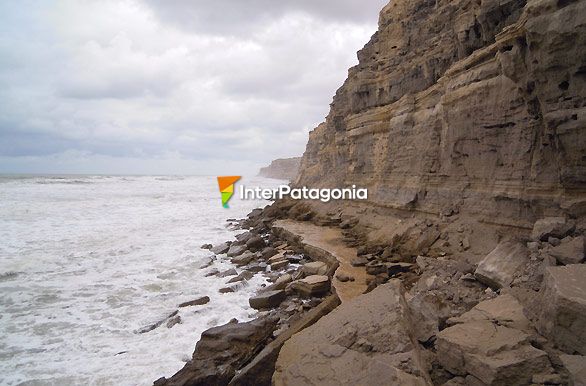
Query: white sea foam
[{"left": 0, "top": 175, "right": 283, "bottom": 386}]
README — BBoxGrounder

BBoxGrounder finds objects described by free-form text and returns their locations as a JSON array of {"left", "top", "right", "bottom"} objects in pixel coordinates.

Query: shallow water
[{"left": 0, "top": 175, "right": 283, "bottom": 385}]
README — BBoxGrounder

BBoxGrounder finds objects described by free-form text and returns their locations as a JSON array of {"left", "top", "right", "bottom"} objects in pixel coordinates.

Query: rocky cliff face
[
  {"left": 296, "top": 0, "right": 586, "bottom": 229},
  {"left": 259, "top": 157, "right": 301, "bottom": 181}
]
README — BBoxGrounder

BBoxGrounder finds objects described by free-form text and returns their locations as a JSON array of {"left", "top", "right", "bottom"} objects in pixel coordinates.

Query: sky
[{"left": 0, "top": 0, "right": 388, "bottom": 176}]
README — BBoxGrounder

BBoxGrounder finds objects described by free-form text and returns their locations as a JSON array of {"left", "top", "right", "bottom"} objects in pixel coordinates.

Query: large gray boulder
[
  {"left": 273, "top": 281, "right": 430, "bottom": 385},
  {"left": 211, "top": 242, "right": 230, "bottom": 255},
  {"left": 537, "top": 265, "right": 586, "bottom": 355},
  {"left": 531, "top": 217, "right": 574, "bottom": 241},
  {"left": 548, "top": 236, "right": 585, "bottom": 265},
  {"left": 474, "top": 241, "right": 529, "bottom": 289},
  {"left": 249, "top": 290, "right": 287, "bottom": 310},
  {"left": 227, "top": 244, "right": 248, "bottom": 258}
]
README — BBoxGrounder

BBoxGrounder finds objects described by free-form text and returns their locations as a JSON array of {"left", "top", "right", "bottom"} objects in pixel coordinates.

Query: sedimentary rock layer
[
  {"left": 295, "top": 0, "right": 586, "bottom": 228},
  {"left": 258, "top": 157, "right": 301, "bottom": 181}
]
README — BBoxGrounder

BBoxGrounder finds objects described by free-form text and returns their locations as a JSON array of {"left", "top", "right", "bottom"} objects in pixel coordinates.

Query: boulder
[
  {"left": 179, "top": 296, "right": 210, "bottom": 308},
  {"left": 234, "top": 231, "right": 254, "bottom": 245},
  {"left": 271, "top": 274, "right": 293, "bottom": 291},
  {"left": 231, "top": 251, "right": 256, "bottom": 266},
  {"left": 201, "top": 243, "right": 213, "bottom": 250},
  {"left": 249, "top": 290, "right": 287, "bottom": 310},
  {"left": 273, "top": 281, "right": 429, "bottom": 385},
  {"left": 226, "top": 271, "right": 254, "bottom": 284},
  {"left": 246, "top": 235, "right": 266, "bottom": 252},
  {"left": 560, "top": 354, "right": 586, "bottom": 386},
  {"left": 268, "top": 252, "right": 286, "bottom": 264},
  {"left": 211, "top": 242, "right": 230, "bottom": 255},
  {"left": 474, "top": 241, "right": 529, "bottom": 289},
  {"left": 335, "top": 272, "right": 354, "bottom": 282},
  {"left": 270, "top": 260, "right": 289, "bottom": 270},
  {"left": 227, "top": 244, "right": 248, "bottom": 258},
  {"left": 548, "top": 236, "right": 585, "bottom": 265},
  {"left": 245, "top": 262, "right": 268, "bottom": 273},
  {"left": 288, "top": 275, "right": 331, "bottom": 298},
  {"left": 217, "top": 268, "right": 238, "bottom": 278},
  {"left": 302, "top": 261, "right": 328, "bottom": 276},
  {"left": 436, "top": 320, "right": 549, "bottom": 385},
  {"left": 156, "top": 317, "right": 277, "bottom": 386},
  {"left": 350, "top": 256, "right": 369, "bottom": 267},
  {"left": 166, "top": 315, "right": 181, "bottom": 328},
  {"left": 531, "top": 217, "right": 573, "bottom": 241},
  {"left": 537, "top": 265, "right": 586, "bottom": 355},
  {"left": 261, "top": 246, "right": 278, "bottom": 260},
  {"left": 229, "top": 295, "right": 341, "bottom": 386},
  {"left": 447, "top": 294, "right": 531, "bottom": 332}
]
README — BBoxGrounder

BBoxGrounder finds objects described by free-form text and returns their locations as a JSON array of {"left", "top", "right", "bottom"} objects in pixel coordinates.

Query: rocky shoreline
[{"left": 151, "top": 198, "right": 585, "bottom": 385}]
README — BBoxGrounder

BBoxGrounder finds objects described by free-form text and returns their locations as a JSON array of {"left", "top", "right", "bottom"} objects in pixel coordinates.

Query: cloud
[{"left": 0, "top": 0, "right": 387, "bottom": 175}]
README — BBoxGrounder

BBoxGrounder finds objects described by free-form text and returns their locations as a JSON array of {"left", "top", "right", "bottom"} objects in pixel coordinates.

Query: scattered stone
[
  {"left": 245, "top": 263, "right": 267, "bottom": 273},
  {"left": 271, "top": 259, "right": 289, "bottom": 270},
  {"left": 288, "top": 275, "right": 330, "bottom": 297},
  {"left": 532, "top": 217, "right": 574, "bottom": 241},
  {"left": 548, "top": 236, "right": 585, "bottom": 265},
  {"left": 226, "top": 271, "right": 254, "bottom": 284},
  {"left": 227, "top": 244, "right": 248, "bottom": 258},
  {"left": 548, "top": 237, "right": 561, "bottom": 247},
  {"left": 302, "top": 261, "right": 328, "bottom": 276},
  {"left": 217, "top": 268, "right": 238, "bottom": 278},
  {"left": 537, "top": 265, "right": 586, "bottom": 355},
  {"left": 260, "top": 246, "right": 278, "bottom": 260},
  {"left": 350, "top": 256, "right": 369, "bottom": 267},
  {"left": 231, "top": 251, "right": 256, "bottom": 266},
  {"left": 245, "top": 235, "right": 266, "bottom": 252},
  {"left": 210, "top": 242, "right": 230, "bottom": 255},
  {"left": 272, "top": 274, "right": 293, "bottom": 290},
  {"left": 474, "top": 241, "right": 529, "bottom": 289},
  {"left": 179, "top": 296, "right": 210, "bottom": 308},
  {"left": 335, "top": 272, "right": 354, "bottom": 282},
  {"left": 219, "top": 287, "right": 235, "bottom": 294},
  {"left": 200, "top": 243, "right": 213, "bottom": 250},
  {"left": 204, "top": 269, "right": 219, "bottom": 277},
  {"left": 365, "top": 261, "right": 386, "bottom": 275},
  {"left": 234, "top": 231, "right": 254, "bottom": 245},
  {"left": 138, "top": 311, "right": 178, "bottom": 334},
  {"left": 166, "top": 315, "right": 181, "bottom": 328},
  {"left": 387, "top": 262, "right": 414, "bottom": 277},
  {"left": 560, "top": 354, "right": 586, "bottom": 386},
  {"left": 249, "top": 290, "right": 287, "bottom": 310},
  {"left": 268, "top": 252, "right": 286, "bottom": 264}
]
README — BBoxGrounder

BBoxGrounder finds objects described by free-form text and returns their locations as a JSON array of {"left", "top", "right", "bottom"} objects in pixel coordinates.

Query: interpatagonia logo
[{"left": 217, "top": 176, "right": 241, "bottom": 208}]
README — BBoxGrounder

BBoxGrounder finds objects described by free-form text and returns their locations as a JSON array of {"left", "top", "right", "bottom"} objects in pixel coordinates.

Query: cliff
[
  {"left": 258, "top": 157, "right": 301, "bottom": 181},
  {"left": 295, "top": 0, "right": 586, "bottom": 229}
]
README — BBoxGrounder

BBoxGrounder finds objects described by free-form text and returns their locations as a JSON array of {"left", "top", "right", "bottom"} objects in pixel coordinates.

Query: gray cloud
[{"left": 0, "top": 0, "right": 387, "bottom": 175}]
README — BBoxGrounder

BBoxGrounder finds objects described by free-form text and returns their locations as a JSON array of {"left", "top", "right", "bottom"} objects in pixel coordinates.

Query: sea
[{"left": 0, "top": 175, "right": 283, "bottom": 386}]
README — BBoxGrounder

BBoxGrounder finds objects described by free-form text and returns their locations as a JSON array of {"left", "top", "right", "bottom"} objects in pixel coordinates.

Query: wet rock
[
  {"left": 274, "top": 281, "right": 429, "bottom": 385},
  {"left": 211, "top": 242, "right": 231, "bottom": 255},
  {"left": 156, "top": 316, "right": 277, "bottom": 386},
  {"left": 436, "top": 320, "right": 550, "bottom": 385},
  {"left": 245, "top": 263, "right": 267, "bottom": 273},
  {"left": 166, "top": 315, "right": 181, "bottom": 329},
  {"left": 227, "top": 244, "right": 248, "bottom": 258},
  {"left": 537, "top": 265, "right": 586, "bottom": 355},
  {"left": 287, "top": 275, "right": 330, "bottom": 298},
  {"left": 474, "top": 241, "right": 529, "bottom": 289},
  {"left": 179, "top": 296, "right": 210, "bottom": 308},
  {"left": 270, "top": 260, "right": 289, "bottom": 271},
  {"left": 234, "top": 231, "right": 254, "bottom": 245},
  {"left": 201, "top": 243, "right": 213, "bottom": 250},
  {"left": 271, "top": 274, "right": 293, "bottom": 291},
  {"left": 249, "top": 290, "right": 287, "bottom": 310},
  {"left": 139, "top": 310, "right": 179, "bottom": 334},
  {"left": 560, "top": 354, "right": 586, "bottom": 386},
  {"left": 260, "top": 246, "right": 278, "bottom": 260},
  {"left": 532, "top": 217, "right": 574, "bottom": 241},
  {"left": 231, "top": 251, "right": 256, "bottom": 266},
  {"left": 217, "top": 268, "right": 238, "bottom": 278},
  {"left": 226, "top": 271, "right": 254, "bottom": 284},
  {"left": 548, "top": 236, "right": 585, "bottom": 265},
  {"left": 245, "top": 235, "right": 266, "bottom": 252},
  {"left": 219, "top": 287, "right": 235, "bottom": 294},
  {"left": 301, "top": 261, "right": 328, "bottom": 276}
]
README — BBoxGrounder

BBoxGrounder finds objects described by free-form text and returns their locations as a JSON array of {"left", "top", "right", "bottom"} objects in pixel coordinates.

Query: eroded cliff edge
[
  {"left": 258, "top": 157, "right": 301, "bottom": 181},
  {"left": 295, "top": 0, "right": 586, "bottom": 229}
]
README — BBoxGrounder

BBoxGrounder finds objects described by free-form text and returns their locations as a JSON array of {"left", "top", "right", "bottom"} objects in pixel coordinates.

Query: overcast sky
[{"left": 0, "top": 0, "right": 387, "bottom": 176}]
